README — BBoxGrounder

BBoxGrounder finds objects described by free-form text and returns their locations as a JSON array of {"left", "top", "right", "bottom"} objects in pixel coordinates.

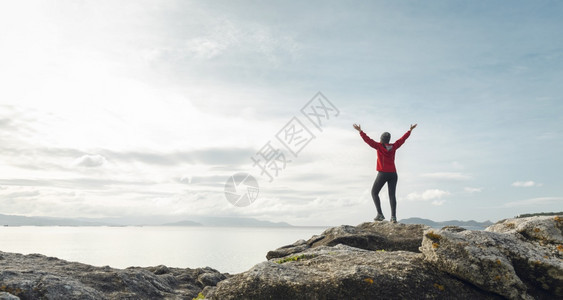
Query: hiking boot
[
  {"left": 374, "top": 214, "right": 385, "bottom": 221},
  {"left": 390, "top": 216, "right": 397, "bottom": 224}
]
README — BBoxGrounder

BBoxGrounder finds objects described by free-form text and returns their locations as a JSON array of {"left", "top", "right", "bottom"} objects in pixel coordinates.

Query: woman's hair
[{"left": 380, "top": 132, "right": 391, "bottom": 144}]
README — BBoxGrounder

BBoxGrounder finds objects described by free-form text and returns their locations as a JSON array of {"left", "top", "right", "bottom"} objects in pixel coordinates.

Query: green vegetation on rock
[
  {"left": 192, "top": 292, "right": 205, "bottom": 300},
  {"left": 275, "top": 254, "right": 316, "bottom": 264}
]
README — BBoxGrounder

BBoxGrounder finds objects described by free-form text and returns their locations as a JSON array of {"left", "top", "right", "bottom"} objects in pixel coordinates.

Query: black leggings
[{"left": 371, "top": 172, "right": 398, "bottom": 217}]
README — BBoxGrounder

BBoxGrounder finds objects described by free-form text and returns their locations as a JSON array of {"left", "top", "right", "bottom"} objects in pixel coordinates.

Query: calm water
[{"left": 0, "top": 226, "right": 328, "bottom": 274}]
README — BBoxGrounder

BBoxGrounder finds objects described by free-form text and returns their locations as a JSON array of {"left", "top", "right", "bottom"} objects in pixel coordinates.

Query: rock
[
  {"left": 266, "top": 239, "right": 310, "bottom": 260},
  {"left": 486, "top": 215, "right": 563, "bottom": 245},
  {"left": 440, "top": 225, "right": 467, "bottom": 233},
  {"left": 151, "top": 265, "right": 170, "bottom": 275},
  {"left": 198, "top": 270, "right": 227, "bottom": 287},
  {"left": 420, "top": 215, "right": 563, "bottom": 300},
  {"left": 210, "top": 244, "right": 501, "bottom": 299},
  {"left": 201, "top": 285, "right": 217, "bottom": 299},
  {"left": 0, "top": 251, "right": 228, "bottom": 299},
  {"left": 0, "top": 292, "right": 20, "bottom": 300},
  {"left": 267, "top": 221, "right": 429, "bottom": 259}
]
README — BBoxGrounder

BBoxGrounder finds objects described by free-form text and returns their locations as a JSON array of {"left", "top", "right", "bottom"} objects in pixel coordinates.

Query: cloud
[
  {"left": 179, "top": 176, "right": 192, "bottom": 184},
  {"left": 0, "top": 105, "right": 39, "bottom": 142},
  {"left": 0, "top": 117, "right": 14, "bottom": 130},
  {"left": 101, "top": 147, "right": 254, "bottom": 166},
  {"left": 186, "top": 37, "right": 231, "bottom": 59},
  {"left": 422, "top": 172, "right": 471, "bottom": 180},
  {"left": 406, "top": 189, "right": 450, "bottom": 202},
  {"left": 1, "top": 190, "right": 41, "bottom": 200},
  {"left": 511, "top": 181, "right": 542, "bottom": 187},
  {"left": 503, "top": 197, "right": 563, "bottom": 208},
  {"left": 180, "top": 17, "right": 300, "bottom": 64},
  {"left": 0, "top": 178, "right": 154, "bottom": 189},
  {"left": 176, "top": 175, "right": 228, "bottom": 188},
  {"left": 464, "top": 187, "right": 483, "bottom": 193},
  {"left": 73, "top": 154, "right": 107, "bottom": 168},
  {"left": 4, "top": 146, "right": 253, "bottom": 169},
  {"left": 431, "top": 200, "right": 446, "bottom": 206}
]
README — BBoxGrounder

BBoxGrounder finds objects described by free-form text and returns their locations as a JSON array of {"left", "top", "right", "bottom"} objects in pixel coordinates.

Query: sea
[{"left": 0, "top": 226, "right": 329, "bottom": 274}]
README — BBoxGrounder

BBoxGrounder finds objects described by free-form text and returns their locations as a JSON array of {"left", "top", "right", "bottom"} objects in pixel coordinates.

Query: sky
[{"left": 0, "top": 0, "right": 561, "bottom": 226}]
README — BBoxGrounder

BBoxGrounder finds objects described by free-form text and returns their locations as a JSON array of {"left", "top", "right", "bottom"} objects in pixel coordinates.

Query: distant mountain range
[
  {"left": 0, "top": 214, "right": 108, "bottom": 226},
  {"left": 0, "top": 214, "right": 292, "bottom": 227},
  {"left": 1, "top": 213, "right": 494, "bottom": 229},
  {"left": 400, "top": 217, "right": 494, "bottom": 230}
]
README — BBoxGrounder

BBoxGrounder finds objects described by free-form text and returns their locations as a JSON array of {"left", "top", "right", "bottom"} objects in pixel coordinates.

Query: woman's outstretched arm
[
  {"left": 395, "top": 123, "right": 417, "bottom": 149},
  {"left": 354, "top": 123, "right": 378, "bottom": 149}
]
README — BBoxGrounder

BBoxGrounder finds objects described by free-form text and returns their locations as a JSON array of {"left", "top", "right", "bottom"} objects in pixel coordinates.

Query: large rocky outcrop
[
  {"left": 0, "top": 251, "right": 227, "bottom": 299},
  {"left": 208, "top": 244, "right": 501, "bottom": 299},
  {"left": 209, "top": 216, "right": 562, "bottom": 299},
  {"left": 420, "top": 216, "right": 562, "bottom": 300},
  {"left": 266, "top": 221, "right": 428, "bottom": 260}
]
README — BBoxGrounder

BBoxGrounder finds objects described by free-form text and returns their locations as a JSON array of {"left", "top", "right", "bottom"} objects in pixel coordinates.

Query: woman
[{"left": 353, "top": 123, "right": 417, "bottom": 223}]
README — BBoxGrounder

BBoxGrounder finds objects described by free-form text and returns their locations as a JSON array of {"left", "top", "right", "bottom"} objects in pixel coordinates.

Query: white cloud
[
  {"left": 179, "top": 176, "right": 192, "bottom": 184},
  {"left": 182, "top": 18, "right": 299, "bottom": 64},
  {"left": 511, "top": 181, "right": 542, "bottom": 187},
  {"left": 431, "top": 199, "right": 446, "bottom": 206},
  {"left": 183, "top": 18, "right": 242, "bottom": 60},
  {"left": 186, "top": 37, "right": 228, "bottom": 59},
  {"left": 422, "top": 172, "right": 471, "bottom": 180},
  {"left": 503, "top": 197, "right": 563, "bottom": 208},
  {"left": 464, "top": 187, "right": 482, "bottom": 193},
  {"left": 1, "top": 189, "right": 41, "bottom": 200},
  {"left": 73, "top": 155, "right": 107, "bottom": 168},
  {"left": 406, "top": 189, "right": 450, "bottom": 201}
]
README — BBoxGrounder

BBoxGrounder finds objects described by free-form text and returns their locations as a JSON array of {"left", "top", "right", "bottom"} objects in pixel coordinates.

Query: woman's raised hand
[
  {"left": 410, "top": 124, "right": 418, "bottom": 131},
  {"left": 353, "top": 124, "right": 362, "bottom": 132}
]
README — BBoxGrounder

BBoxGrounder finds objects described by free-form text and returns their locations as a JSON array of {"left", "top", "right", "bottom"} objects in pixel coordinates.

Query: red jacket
[{"left": 360, "top": 130, "right": 411, "bottom": 172}]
